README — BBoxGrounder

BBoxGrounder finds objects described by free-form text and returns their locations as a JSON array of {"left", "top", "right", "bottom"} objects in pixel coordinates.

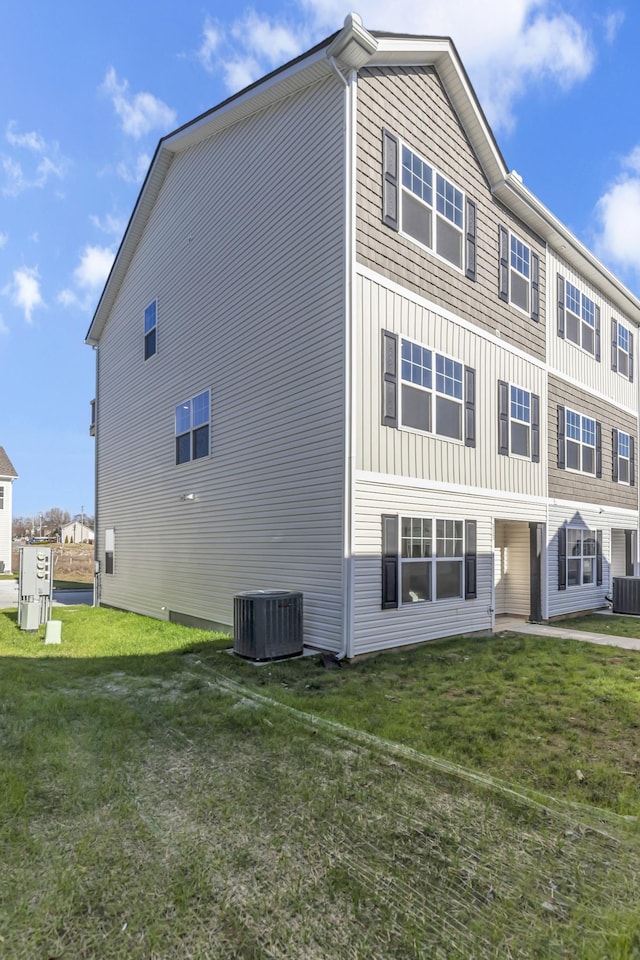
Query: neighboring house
[
  {"left": 0, "top": 447, "right": 18, "bottom": 575},
  {"left": 86, "top": 15, "right": 640, "bottom": 657},
  {"left": 60, "top": 521, "right": 95, "bottom": 544}
]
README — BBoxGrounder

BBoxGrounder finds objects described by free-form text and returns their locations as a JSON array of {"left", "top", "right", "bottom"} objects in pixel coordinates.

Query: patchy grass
[
  {"left": 2, "top": 609, "right": 640, "bottom": 958},
  {"left": 560, "top": 612, "right": 640, "bottom": 639}
]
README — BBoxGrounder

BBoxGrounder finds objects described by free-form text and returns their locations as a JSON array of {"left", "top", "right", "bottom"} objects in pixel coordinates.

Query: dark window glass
[
  {"left": 436, "top": 560, "right": 463, "bottom": 599},
  {"left": 144, "top": 328, "right": 156, "bottom": 360},
  {"left": 176, "top": 434, "right": 191, "bottom": 465},
  {"left": 193, "top": 425, "right": 209, "bottom": 460},
  {"left": 435, "top": 395, "right": 461, "bottom": 439},
  {"left": 436, "top": 217, "right": 462, "bottom": 267},
  {"left": 402, "top": 561, "right": 431, "bottom": 603},
  {"left": 566, "top": 440, "right": 580, "bottom": 471},
  {"left": 401, "top": 384, "right": 431, "bottom": 432},
  {"left": 402, "top": 191, "right": 432, "bottom": 247}
]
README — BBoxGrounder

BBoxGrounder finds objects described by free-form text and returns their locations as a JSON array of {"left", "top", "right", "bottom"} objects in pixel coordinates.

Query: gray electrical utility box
[
  {"left": 233, "top": 590, "right": 303, "bottom": 661},
  {"left": 18, "top": 546, "right": 54, "bottom": 630}
]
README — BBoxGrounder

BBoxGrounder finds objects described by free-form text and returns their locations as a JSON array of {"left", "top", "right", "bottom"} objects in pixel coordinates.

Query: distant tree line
[{"left": 12, "top": 508, "right": 94, "bottom": 540}]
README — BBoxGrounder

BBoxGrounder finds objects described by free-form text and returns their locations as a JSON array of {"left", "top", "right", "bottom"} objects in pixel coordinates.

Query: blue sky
[{"left": 2, "top": 0, "right": 640, "bottom": 519}]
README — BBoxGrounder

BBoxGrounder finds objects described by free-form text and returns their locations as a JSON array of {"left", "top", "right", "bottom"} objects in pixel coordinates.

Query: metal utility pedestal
[{"left": 18, "top": 546, "right": 54, "bottom": 630}]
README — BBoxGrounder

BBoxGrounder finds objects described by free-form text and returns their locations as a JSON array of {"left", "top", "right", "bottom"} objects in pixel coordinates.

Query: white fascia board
[{"left": 494, "top": 175, "right": 640, "bottom": 324}]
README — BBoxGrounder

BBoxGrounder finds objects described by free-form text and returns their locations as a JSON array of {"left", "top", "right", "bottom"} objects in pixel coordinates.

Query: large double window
[
  {"left": 400, "top": 517, "right": 464, "bottom": 603},
  {"left": 381, "top": 514, "right": 476, "bottom": 609},
  {"left": 400, "top": 144, "right": 465, "bottom": 269},
  {"left": 175, "top": 390, "right": 210, "bottom": 464},
  {"left": 400, "top": 338, "right": 463, "bottom": 440}
]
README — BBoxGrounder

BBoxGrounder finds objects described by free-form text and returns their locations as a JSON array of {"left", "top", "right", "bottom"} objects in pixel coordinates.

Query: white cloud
[
  {"left": 1, "top": 123, "right": 67, "bottom": 196},
  {"left": 201, "top": 1, "right": 594, "bottom": 130},
  {"left": 90, "top": 212, "right": 128, "bottom": 238},
  {"left": 594, "top": 147, "right": 640, "bottom": 279},
  {"left": 116, "top": 152, "right": 151, "bottom": 184},
  {"left": 197, "top": 17, "right": 222, "bottom": 73},
  {"left": 4, "top": 266, "right": 44, "bottom": 323},
  {"left": 58, "top": 244, "right": 116, "bottom": 311},
  {"left": 101, "top": 67, "right": 177, "bottom": 138},
  {"left": 602, "top": 10, "right": 625, "bottom": 44}
]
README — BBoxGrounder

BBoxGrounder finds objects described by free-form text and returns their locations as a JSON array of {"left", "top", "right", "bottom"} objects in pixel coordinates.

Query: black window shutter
[
  {"left": 557, "top": 405, "right": 565, "bottom": 470},
  {"left": 465, "top": 198, "right": 476, "bottom": 281},
  {"left": 464, "top": 366, "right": 476, "bottom": 447},
  {"left": 630, "top": 331, "right": 634, "bottom": 383},
  {"left": 611, "top": 318, "right": 618, "bottom": 372},
  {"left": 612, "top": 428, "right": 619, "bottom": 482},
  {"left": 596, "top": 530, "right": 603, "bottom": 586},
  {"left": 465, "top": 520, "right": 477, "bottom": 600},
  {"left": 381, "top": 514, "right": 399, "bottom": 609},
  {"left": 498, "top": 380, "right": 509, "bottom": 456},
  {"left": 596, "top": 421, "right": 602, "bottom": 479},
  {"left": 381, "top": 329, "right": 398, "bottom": 428},
  {"left": 382, "top": 130, "right": 399, "bottom": 231},
  {"left": 530, "top": 252, "right": 540, "bottom": 322},
  {"left": 595, "top": 306, "right": 601, "bottom": 362},
  {"left": 498, "top": 226, "right": 509, "bottom": 302},
  {"left": 631, "top": 436, "right": 635, "bottom": 487},
  {"left": 558, "top": 526, "right": 567, "bottom": 591},
  {"left": 531, "top": 393, "right": 540, "bottom": 463},
  {"left": 557, "top": 274, "right": 565, "bottom": 339}
]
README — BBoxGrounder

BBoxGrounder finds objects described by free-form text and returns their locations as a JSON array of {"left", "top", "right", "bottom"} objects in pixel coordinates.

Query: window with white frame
[
  {"left": 510, "top": 386, "right": 531, "bottom": 457},
  {"left": 175, "top": 390, "right": 210, "bottom": 464},
  {"left": 565, "top": 282, "right": 595, "bottom": 354},
  {"left": 144, "top": 300, "right": 157, "bottom": 360},
  {"left": 105, "top": 527, "right": 115, "bottom": 575},
  {"left": 567, "top": 528, "right": 597, "bottom": 587},
  {"left": 509, "top": 234, "right": 531, "bottom": 313},
  {"left": 0, "top": 485, "right": 4, "bottom": 510},
  {"left": 400, "top": 517, "right": 464, "bottom": 603},
  {"left": 617, "top": 323, "right": 631, "bottom": 378},
  {"left": 401, "top": 144, "right": 464, "bottom": 269},
  {"left": 565, "top": 409, "right": 596, "bottom": 474},
  {"left": 618, "top": 430, "right": 631, "bottom": 484},
  {"left": 400, "top": 338, "right": 463, "bottom": 440}
]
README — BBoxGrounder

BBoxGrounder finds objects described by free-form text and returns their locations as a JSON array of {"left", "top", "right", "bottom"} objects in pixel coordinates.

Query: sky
[{"left": 2, "top": 0, "right": 640, "bottom": 520}]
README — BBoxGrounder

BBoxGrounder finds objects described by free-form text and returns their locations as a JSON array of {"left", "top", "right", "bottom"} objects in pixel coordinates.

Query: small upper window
[
  {"left": 144, "top": 300, "right": 157, "bottom": 360},
  {"left": 401, "top": 145, "right": 464, "bottom": 269},
  {"left": 618, "top": 431, "right": 631, "bottom": 484},
  {"left": 175, "top": 390, "right": 210, "bottom": 464},
  {"left": 509, "top": 235, "right": 531, "bottom": 313},
  {"left": 0, "top": 485, "right": 4, "bottom": 510},
  {"left": 565, "top": 282, "right": 595, "bottom": 355}
]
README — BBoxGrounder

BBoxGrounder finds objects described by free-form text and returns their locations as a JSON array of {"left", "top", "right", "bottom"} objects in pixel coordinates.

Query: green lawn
[{"left": 2, "top": 607, "right": 640, "bottom": 958}]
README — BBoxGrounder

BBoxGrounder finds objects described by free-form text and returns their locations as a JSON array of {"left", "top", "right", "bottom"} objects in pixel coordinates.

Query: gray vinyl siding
[
  {"left": 357, "top": 271, "right": 546, "bottom": 497},
  {"left": 95, "top": 76, "right": 347, "bottom": 649},
  {"left": 548, "top": 374, "right": 637, "bottom": 510},
  {"left": 0, "top": 480, "right": 12, "bottom": 574},
  {"left": 545, "top": 503, "right": 635, "bottom": 618},
  {"left": 610, "top": 528, "right": 628, "bottom": 579},
  {"left": 548, "top": 249, "right": 638, "bottom": 410},
  {"left": 353, "top": 477, "right": 546, "bottom": 655},
  {"left": 355, "top": 66, "right": 546, "bottom": 361}
]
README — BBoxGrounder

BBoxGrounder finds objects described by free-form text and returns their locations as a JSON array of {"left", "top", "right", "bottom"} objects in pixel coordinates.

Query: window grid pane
[
  {"left": 435, "top": 174, "right": 463, "bottom": 228},
  {"left": 144, "top": 301, "right": 156, "bottom": 333},
  {"left": 566, "top": 281, "right": 580, "bottom": 315},
  {"left": 619, "top": 325, "right": 630, "bottom": 352},
  {"left": 581, "top": 417, "right": 595, "bottom": 446},
  {"left": 192, "top": 391, "right": 210, "bottom": 428},
  {"left": 619, "top": 431, "right": 630, "bottom": 459},
  {"left": 566, "top": 410, "right": 581, "bottom": 441},
  {"left": 581, "top": 295, "right": 595, "bottom": 328},
  {"left": 401, "top": 340, "right": 432, "bottom": 389},
  {"left": 510, "top": 236, "right": 530, "bottom": 278},
  {"left": 510, "top": 386, "right": 530, "bottom": 424},
  {"left": 175, "top": 401, "right": 191, "bottom": 435},
  {"left": 435, "top": 354, "right": 463, "bottom": 399},
  {"left": 402, "top": 147, "right": 433, "bottom": 205}
]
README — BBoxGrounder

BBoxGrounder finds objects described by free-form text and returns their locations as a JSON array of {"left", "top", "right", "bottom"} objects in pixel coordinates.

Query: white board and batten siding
[
  {"left": 0, "top": 479, "right": 13, "bottom": 574},
  {"left": 547, "top": 249, "right": 638, "bottom": 413},
  {"left": 96, "top": 77, "right": 348, "bottom": 650},
  {"left": 352, "top": 477, "right": 546, "bottom": 656},
  {"left": 356, "top": 270, "right": 547, "bottom": 499},
  {"left": 546, "top": 502, "right": 636, "bottom": 618}
]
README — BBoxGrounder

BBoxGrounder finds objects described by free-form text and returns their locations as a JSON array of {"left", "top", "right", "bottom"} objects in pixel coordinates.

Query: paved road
[{"left": 0, "top": 579, "right": 93, "bottom": 609}]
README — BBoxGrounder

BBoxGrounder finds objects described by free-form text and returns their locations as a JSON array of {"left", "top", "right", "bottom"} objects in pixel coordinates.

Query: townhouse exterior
[
  {"left": 0, "top": 446, "right": 18, "bottom": 574},
  {"left": 86, "top": 15, "right": 640, "bottom": 657}
]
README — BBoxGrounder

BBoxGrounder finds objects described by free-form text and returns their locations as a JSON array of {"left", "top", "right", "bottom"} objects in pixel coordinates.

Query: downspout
[
  {"left": 92, "top": 345, "right": 100, "bottom": 607},
  {"left": 328, "top": 55, "right": 356, "bottom": 660}
]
